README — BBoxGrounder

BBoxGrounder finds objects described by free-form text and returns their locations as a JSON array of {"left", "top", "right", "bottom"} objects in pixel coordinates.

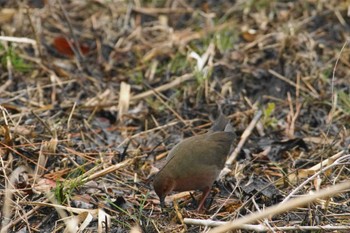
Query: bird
[{"left": 153, "top": 114, "right": 235, "bottom": 212}]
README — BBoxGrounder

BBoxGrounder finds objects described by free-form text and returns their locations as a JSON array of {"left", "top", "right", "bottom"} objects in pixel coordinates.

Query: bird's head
[{"left": 153, "top": 175, "right": 174, "bottom": 208}]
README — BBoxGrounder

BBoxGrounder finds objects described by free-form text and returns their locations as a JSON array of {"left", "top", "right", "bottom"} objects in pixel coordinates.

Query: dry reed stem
[
  {"left": 225, "top": 109, "right": 262, "bottom": 167},
  {"left": 184, "top": 219, "right": 350, "bottom": 232},
  {"left": 206, "top": 181, "right": 350, "bottom": 233}
]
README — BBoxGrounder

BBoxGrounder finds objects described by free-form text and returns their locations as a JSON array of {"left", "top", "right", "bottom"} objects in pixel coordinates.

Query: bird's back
[{"left": 155, "top": 131, "right": 234, "bottom": 191}]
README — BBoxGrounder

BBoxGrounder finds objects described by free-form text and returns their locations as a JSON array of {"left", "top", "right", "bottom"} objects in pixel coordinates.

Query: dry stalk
[
  {"left": 117, "top": 119, "right": 200, "bottom": 148},
  {"left": 142, "top": 81, "right": 190, "bottom": 131},
  {"left": 268, "top": 69, "right": 318, "bottom": 98},
  {"left": 118, "top": 82, "right": 131, "bottom": 122},
  {"left": 1, "top": 166, "right": 32, "bottom": 233},
  {"left": 184, "top": 219, "right": 350, "bottom": 232},
  {"left": 285, "top": 92, "right": 302, "bottom": 138},
  {"left": 81, "top": 158, "right": 132, "bottom": 182},
  {"left": 327, "top": 39, "right": 348, "bottom": 125},
  {"left": 0, "top": 200, "right": 46, "bottom": 232},
  {"left": 282, "top": 152, "right": 350, "bottom": 204},
  {"left": 131, "top": 73, "right": 194, "bottom": 101},
  {"left": 205, "top": 180, "right": 350, "bottom": 233},
  {"left": 225, "top": 109, "right": 262, "bottom": 167}
]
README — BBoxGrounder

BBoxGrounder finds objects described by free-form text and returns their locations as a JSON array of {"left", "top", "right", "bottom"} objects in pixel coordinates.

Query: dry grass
[{"left": 1, "top": 0, "right": 350, "bottom": 232}]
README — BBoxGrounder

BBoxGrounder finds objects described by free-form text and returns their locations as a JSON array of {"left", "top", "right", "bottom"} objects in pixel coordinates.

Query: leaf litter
[{"left": 1, "top": 0, "right": 350, "bottom": 232}]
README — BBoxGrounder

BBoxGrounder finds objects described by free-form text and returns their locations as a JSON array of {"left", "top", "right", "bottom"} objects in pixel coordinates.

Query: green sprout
[
  {"left": 263, "top": 102, "right": 278, "bottom": 128},
  {"left": 0, "top": 45, "right": 32, "bottom": 72}
]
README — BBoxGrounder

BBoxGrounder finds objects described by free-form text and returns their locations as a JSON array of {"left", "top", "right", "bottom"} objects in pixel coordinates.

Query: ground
[{"left": 0, "top": 0, "right": 350, "bottom": 232}]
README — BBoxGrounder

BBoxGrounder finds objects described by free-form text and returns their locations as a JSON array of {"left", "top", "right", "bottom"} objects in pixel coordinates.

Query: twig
[
  {"left": 117, "top": 119, "right": 200, "bottom": 148},
  {"left": 67, "top": 102, "right": 77, "bottom": 132},
  {"left": 132, "top": 7, "right": 193, "bottom": 15},
  {"left": 0, "top": 36, "right": 36, "bottom": 45},
  {"left": 1, "top": 40, "right": 13, "bottom": 94},
  {"left": 1, "top": 166, "right": 33, "bottom": 233},
  {"left": 142, "top": 81, "right": 190, "bottom": 131},
  {"left": 268, "top": 69, "right": 318, "bottom": 98},
  {"left": 8, "top": 79, "right": 75, "bottom": 96},
  {"left": 0, "top": 199, "right": 48, "bottom": 233},
  {"left": 285, "top": 92, "right": 302, "bottom": 138},
  {"left": 281, "top": 152, "right": 349, "bottom": 204},
  {"left": 328, "top": 39, "right": 348, "bottom": 126},
  {"left": 183, "top": 219, "right": 350, "bottom": 232},
  {"left": 225, "top": 110, "right": 262, "bottom": 167},
  {"left": 82, "top": 158, "right": 132, "bottom": 182},
  {"left": 31, "top": 110, "right": 53, "bottom": 136},
  {"left": 174, "top": 201, "right": 187, "bottom": 232},
  {"left": 25, "top": 8, "right": 42, "bottom": 57},
  {"left": 57, "top": 0, "right": 84, "bottom": 63},
  {"left": 131, "top": 73, "right": 194, "bottom": 101},
  {"left": 207, "top": 180, "right": 350, "bottom": 233}
]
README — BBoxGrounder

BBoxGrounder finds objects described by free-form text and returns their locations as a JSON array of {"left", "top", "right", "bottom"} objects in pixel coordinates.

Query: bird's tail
[{"left": 210, "top": 113, "right": 229, "bottom": 132}]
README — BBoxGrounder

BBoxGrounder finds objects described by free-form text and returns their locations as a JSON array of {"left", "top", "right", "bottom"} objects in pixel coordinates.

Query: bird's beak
[{"left": 160, "top": 197, "right": 165, "bottom": 208}]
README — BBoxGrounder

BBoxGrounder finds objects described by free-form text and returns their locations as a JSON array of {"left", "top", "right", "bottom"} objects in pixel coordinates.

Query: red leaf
[{"left": 53, "top": 36, "right": 90, "bottom": 57}]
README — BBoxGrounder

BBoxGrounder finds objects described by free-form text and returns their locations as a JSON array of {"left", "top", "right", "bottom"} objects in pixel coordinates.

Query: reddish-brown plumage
[{"left": 153, "top": 115, "right": 234, "bottom": 211}]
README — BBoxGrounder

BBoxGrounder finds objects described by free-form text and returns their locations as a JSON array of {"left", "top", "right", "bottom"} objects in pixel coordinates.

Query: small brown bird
[{"left": 153, "top": 114, "right": 234, "bottom": 211}]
